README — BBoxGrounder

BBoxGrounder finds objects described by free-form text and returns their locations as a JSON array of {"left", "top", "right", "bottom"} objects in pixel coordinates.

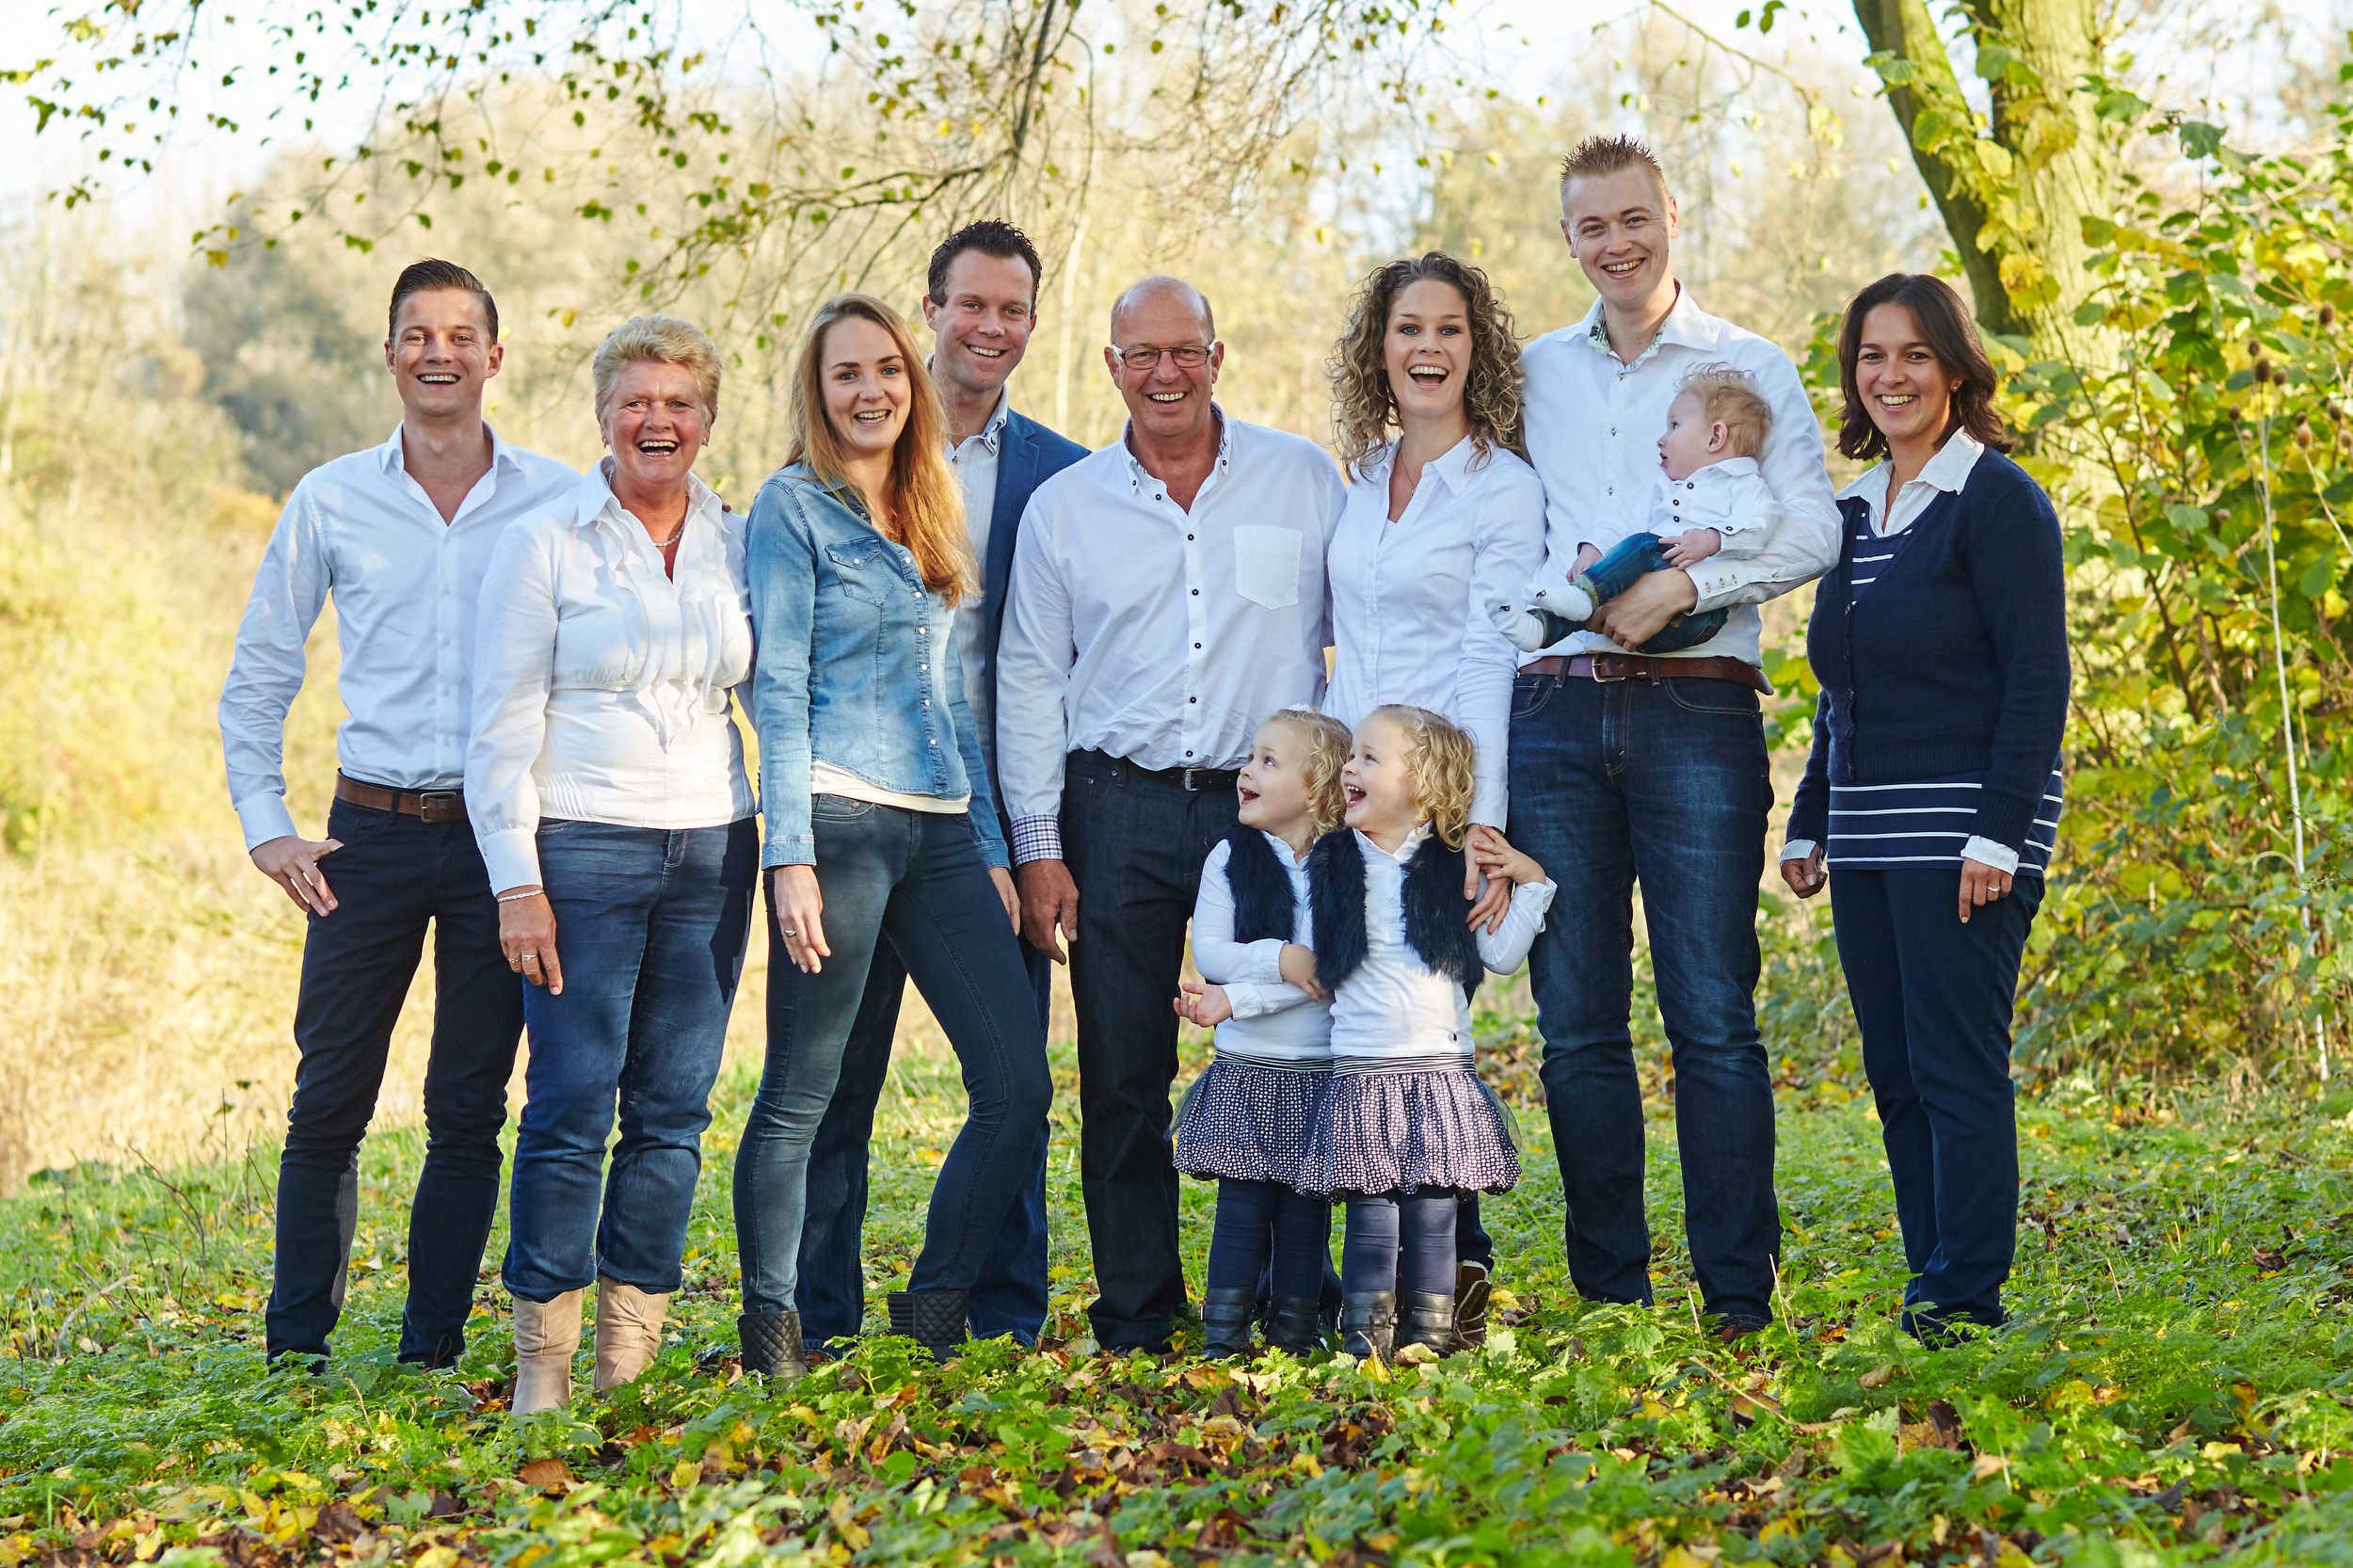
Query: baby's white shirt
[{"left": 1648, "top": 455, "right": 1780, "bottom": 561}]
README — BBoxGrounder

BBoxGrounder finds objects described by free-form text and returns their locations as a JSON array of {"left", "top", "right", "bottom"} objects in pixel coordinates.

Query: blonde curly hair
[
  {"left": 1365, "top": 704, "right": 1478, "bottom": 850},
  {"left": 1261, "top": 708, "right": 1353, "bottom": 838},
  {"left": 1328, "top": 253, "right": 1526, "bottom": 475}
]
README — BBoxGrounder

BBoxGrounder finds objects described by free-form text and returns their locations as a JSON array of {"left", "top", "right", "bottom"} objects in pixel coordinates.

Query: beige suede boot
[
  {"left": 509, "top": 1289, "right": 584, "bottom": 1416},
  {"left": 591, "top": 1277, "right": 671, "bottom": 1393}
]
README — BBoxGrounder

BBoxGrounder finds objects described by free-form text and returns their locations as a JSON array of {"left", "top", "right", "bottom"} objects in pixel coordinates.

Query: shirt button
[
  {"left": 1189, "top": 696, "right": 1197, "bottom": 704},
  {"left": 1187, "top": 534, "right": 1195, "bottom": 541},
  {"left": 1607, "top": 486, "right": 1615, "bottom": 495},
  {"left": 1191, "top": 588, "right": 1200, "bottom": 596},
  {"left": 1193, "top": 642, "right": 1203, "bottom": 649}
]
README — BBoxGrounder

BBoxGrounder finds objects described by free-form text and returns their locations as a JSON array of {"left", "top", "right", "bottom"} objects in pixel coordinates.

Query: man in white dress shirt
[
  {"left": 1509, "top": 136, "right": 1838, "bottom": 1336},
  {"left": 218, "top": 260, "right": 575, "bottom": 1368},
  {"left": 996, "top": 277, "right": 1344, "bottom": 1352}
]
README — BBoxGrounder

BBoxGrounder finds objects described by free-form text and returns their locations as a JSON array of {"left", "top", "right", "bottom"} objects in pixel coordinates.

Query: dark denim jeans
[
  {"left": 1507, "top": 669, "right": 1782, "bottom": 1325},
  {"left": 1832, "top": 868, "right": 2042, "bottom": 1331},
  {"left": 1577, "top": 536, "right": 1731, "bottom": 655},
  {"left": 734, "top": 801, "right": 1049, "bottom": 1318},
  {"left": 503, "top": 818, "right": 757, "bottom": 1304},
  {"left": 795, "top": 935, "right": 1053, "bottom": 1348},
  {"left": 267, "top": 792, "right": 523, "bottom": 1366},
  {"left": 1062, "top": 750, "right": 1241, "bottom": 1350}
]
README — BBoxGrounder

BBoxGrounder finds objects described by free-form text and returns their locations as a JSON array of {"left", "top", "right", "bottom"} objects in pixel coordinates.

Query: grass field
[{"left": 0, "top": 1017, "right": 2349, "bottom": 1566}]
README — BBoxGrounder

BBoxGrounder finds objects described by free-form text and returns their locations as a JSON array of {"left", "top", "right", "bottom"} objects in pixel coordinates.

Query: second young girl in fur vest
[{"left": 1301, "top": 704, "right": 1554, "bottom": 1359}]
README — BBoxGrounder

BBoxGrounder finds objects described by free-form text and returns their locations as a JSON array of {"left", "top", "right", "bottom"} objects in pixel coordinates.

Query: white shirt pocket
[{"left": 1231, "top": 525, "right": 1303, "bottom": 611}]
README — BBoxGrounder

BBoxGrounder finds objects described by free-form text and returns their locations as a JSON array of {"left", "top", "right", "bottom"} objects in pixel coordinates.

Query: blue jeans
[
  {"left": 268, "top": 792, "right": 524, "bottom": 1365},
  {"left": 1577, "top": 536, "right": 1731, "bottom": 654},
  {"left": 794, "top": 936, "right": 1053, "bottom": 1347},
  {"left": 1833, "top": 868, "right": 2042, "bottom": 1331},
  {"left": 734, "top": 801, "right": 1050, "bottom": 1318},
  {"left": 1507, "top": 668, "right": 1781, "bottom": 1325},
  {"left": 503, "top": 818, "right": 757, "bottom": 1303}
]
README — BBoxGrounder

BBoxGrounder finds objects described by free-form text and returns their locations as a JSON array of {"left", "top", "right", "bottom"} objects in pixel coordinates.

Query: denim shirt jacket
[{"left": 744, "top": 462, "right": 1007, "bottom": 871}]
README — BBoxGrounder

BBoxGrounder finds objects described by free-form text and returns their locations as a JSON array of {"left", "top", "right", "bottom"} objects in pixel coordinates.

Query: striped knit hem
[{"left": 1824, "top": 770, "right": 2063, "bottom": 874}]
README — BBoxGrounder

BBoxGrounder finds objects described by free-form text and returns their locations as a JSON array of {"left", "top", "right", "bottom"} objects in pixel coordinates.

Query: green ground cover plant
[{"left": 0, "top": 1024, "right": 2347, "bottom": 1567}]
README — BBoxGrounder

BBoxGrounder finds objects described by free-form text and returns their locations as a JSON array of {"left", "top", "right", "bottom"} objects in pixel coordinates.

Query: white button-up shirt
[
  {"left": 1325, "top": 437, "right": 1545, "bottom": 828},
  {"left": 1780, "top": 431, "right": 2020, "bottom": 873},
  {"left": 466, "top": 462, "right": 755, "bottom": 891},
  {"left": 947, "top": 391, "right": 1011, "bottom": 770},
  {"left": 1190, "top": 832, "right": 1331, "bottom": 1065},
  {"left": 1520, "top": 289, "right": 1839, "bottom": 666},
  {"left": 997, "top": 410, "right": 1345, "bottom": 860},
  {"left": 1327, "top": 830, "right": 1556, "bottom": 1068},
  {"left": 218, "top": 424, "right": 577, "bottom": 850},
  {"left": 1655, "top": 456, "right": 1778, "bottom": 554}
]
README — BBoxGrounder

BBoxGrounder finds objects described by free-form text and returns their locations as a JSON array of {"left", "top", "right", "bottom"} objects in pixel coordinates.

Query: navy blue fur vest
[
  {"left": 1223, "top": 823, "right": 1299, "bottom": 944},
  {"left": 1306, "top": 830, "right": 1483, "bottom": 995}
]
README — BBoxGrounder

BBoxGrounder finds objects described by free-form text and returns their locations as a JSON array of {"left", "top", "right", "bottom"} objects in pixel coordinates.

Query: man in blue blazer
[{"left": 794, "top": 220, "right": 1087, "bottom": 1352}]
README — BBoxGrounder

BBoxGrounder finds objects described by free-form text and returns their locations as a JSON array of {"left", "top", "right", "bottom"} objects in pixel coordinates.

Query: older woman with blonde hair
[
  {"left": 468, "top": 314, "right": 758, "bottom": 1414},
  {"left": 730, "top": 293, "right": 1049, "bottom": 1380}
]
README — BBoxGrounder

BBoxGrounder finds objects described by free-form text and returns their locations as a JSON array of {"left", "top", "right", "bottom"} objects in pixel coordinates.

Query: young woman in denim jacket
[{"left": 731, "top": 294, "right": 1050, "bottom": 1379}]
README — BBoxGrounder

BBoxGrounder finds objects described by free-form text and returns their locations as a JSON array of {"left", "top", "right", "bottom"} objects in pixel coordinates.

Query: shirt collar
[
  {"left": 577, "top": 455, "right": 725, "bottom": 534},
  {"left": 944, "top": 388, "right": 1012, "bottom": 459},
  {"left": 376, "top": 421, "right": 520, "bottom": 476},
  {"left": 1362, "top": 434, "right": 1478, "bottom": 496},
  {"left": 1353, "top": 824, "right": 1433, "bottom": 864},
  {"left": 1688, "top": 455, "right": 1762, "bottom": 484},
  {"left": 1260, "top": 828, "right": 1312, "bottom": 866},
  {"left": 1576, "top": 282, "right": 1715, "bottom": 368},
  {"left": 1121, "top": 404, "right": 1231, "bottom": 491},
  {"left": 1835, "top": 429, "right": 1985, "bottom": 502}
]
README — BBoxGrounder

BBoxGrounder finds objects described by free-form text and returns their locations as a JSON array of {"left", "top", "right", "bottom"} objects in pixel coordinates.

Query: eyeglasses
[{"left": 1112, "top": 344, "right": 1214, "bottom": 371}]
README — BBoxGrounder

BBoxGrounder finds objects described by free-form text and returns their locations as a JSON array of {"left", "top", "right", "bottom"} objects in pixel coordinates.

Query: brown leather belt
[
  {"left": 335, "top": 775, "right": 470, "bottom": 824},
  {"left": 1521, "top": 653, "right": 1772, "bottom": 695}
]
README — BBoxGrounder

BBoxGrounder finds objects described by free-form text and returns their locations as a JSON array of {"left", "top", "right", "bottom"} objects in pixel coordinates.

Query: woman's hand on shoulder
[{"left": 770, "top": 864, "right": 831, "bottom": 973}]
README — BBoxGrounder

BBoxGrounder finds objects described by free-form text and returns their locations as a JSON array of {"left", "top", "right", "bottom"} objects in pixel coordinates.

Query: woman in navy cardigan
[{"left": 1781, "top": 273, "right": 2069, "bottom": 1339}]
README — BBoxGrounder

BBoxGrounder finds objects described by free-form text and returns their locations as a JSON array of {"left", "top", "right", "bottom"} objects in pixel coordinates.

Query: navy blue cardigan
[{"left": 1788, "top": 450, "right": 2070, "bottom": 857}]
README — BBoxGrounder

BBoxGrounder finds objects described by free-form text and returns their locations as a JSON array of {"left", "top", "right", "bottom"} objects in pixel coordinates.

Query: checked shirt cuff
[{"left": 1011, "top": 814, "right": 1064, "bottom": 865}]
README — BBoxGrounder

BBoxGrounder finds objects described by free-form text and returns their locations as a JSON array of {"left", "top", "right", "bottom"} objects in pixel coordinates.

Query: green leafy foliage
[{"left": 1, "top": 1040, "right": 2350, "bottom": 1565}]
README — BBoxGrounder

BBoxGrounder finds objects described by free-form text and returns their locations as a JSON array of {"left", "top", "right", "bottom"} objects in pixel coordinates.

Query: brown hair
[
  {"left": 1834, "top": 273, "right": 2014, "bottom": 461},
  {"left": 1558, "top": 134, "right": 1669, "bottom": 202},
  {"left": 1261, "top": 708, "right": 1353, "bottom": 838},
  {"left": 786, "top": 294, "right": 974, "bottom": 604},
  {"left": 1675, "top": 362, "right": 1772, "bottom": 459},
  {"left": 387, "top": 258, "right": 498, "bottom": 342},
  {"left": 1366, "top": 704, "right": 1478, "bottom": 850},
  {"left": 1328, "top": 253, "right": 1526, "bottom": 472}
]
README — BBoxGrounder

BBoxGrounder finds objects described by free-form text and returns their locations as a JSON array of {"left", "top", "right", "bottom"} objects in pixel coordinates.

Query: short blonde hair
[
  {"left": 1559, "top": 134, "right": 1669, "bottom": 202},
  {"left": 1675, "top": 361, "right": 1773, "bottom": 458},
  {"left": 1262, "top": 708, "right": 1353, "bottom": 838},
  {"left": 592, "top": 314, "right": 723, "bottom": 424},
  {"left": 1365, "top": 704, "right": 1478, "bottom": 850}
]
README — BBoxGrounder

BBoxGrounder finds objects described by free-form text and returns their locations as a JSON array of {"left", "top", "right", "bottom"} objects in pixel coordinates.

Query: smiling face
[
  {"left": 385, "top": 286, "right": 502, "bottom": 422},
  {"left": 1854, "top": 302, "right": 1959, "bottom": 456},
  {"left": 1561, "top": 166, "right": 1677, "bottom": 316},
  {"left": 1339, "top": 712, "right": 1420, "bottom": 840},
  {"left": 1657, "top": 388, "right": 1722, "bottom": 481},
  {"left": 922, "top": 248, "right": 1037, "bottom": 407},
  {"left": 821, "top": 314, "right": 913, "bottom": 459},
  {"left": 600, "top": 359, "right": 708, "bottom": 497},
  {"left": 1106, "top": 284, "right": 1221, "bottom": 444},
  {"left": 1384, "top": 277, "right": 1472, "bottom": 426},
  {"left": 1237, "top": 720, "right": 1319, "bottom": 840}
]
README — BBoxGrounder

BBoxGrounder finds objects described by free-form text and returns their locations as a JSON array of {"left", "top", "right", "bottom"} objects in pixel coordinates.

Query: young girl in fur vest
[
  {"left": 1170, "top": 708, "right": 1352, "bottom": 1359},
  {"left": 1300, "top": 703, "right": 1554, "bottom": 1360}
]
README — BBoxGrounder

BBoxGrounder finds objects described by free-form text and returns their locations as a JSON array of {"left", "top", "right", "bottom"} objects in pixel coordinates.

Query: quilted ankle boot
[
  {"left": 737, "top": 1310, "right": 808, "bottom": 1384},
  {"left": 887, "top": 1289, "right": 969, "bottom": 1363}
]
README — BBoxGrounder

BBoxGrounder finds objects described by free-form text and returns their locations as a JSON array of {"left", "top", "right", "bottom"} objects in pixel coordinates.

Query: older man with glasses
[{"left": 996, "top": 276, "right": 1344, "bottom": 1354}]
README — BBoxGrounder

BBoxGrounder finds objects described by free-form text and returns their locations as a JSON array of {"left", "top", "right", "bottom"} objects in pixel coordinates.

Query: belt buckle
[
  {"left": 415, "top": 790, "right": 464, "bottom": 824},
  {"left": 1180, "top": 767, "right": 1209, "bottom": 792},
  {"left": 1589, "top": 656, "right": 1629, "bottom": 683}
]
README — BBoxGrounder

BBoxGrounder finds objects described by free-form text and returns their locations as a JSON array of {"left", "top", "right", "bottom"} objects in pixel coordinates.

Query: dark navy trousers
[{"left": 1830, "top": 867, "right": 2041, "bottom": 1331}]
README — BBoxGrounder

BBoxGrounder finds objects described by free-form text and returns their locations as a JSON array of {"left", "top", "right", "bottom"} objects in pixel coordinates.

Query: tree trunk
[{"left": 1850, "top": 0, "right": 2114, "bottom": 367}]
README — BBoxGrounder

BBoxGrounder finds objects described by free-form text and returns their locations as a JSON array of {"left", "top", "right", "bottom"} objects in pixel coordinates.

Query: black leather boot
[
  {"left": 737, "top": 1310, "right": 808, "bottom": 1383},
  {"left": 1337, "top": 1291, "right": 1396, "bottom": 1362},
  {"left": 1454, "top": 1260, "right": 1492, "bottom": 1349},
  {"left": 1264, "top": 1295, "right": 1325, "bottom": 1356},
  {"left": 887, "top": 1288, "right": 969, "bottom": 1363},
  {"left": 1198, "top": 1288, "right": 1257, "bottom": 1359},
  {"left": 1397, "top": 1290, "right": 1457, "bottom": 1356}
]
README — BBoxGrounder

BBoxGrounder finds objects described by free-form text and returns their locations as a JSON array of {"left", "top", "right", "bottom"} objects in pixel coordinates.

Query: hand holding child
[
  {"left": 1277, "top": 941, "right": 1328, "bottom": 1002},
  {"left": 1468, "top": 828, "right": 1546, "bottom": 890},
  {"left": 1464, "top": 824, "right": 1514, "bottom": 934},
  {"left": 1172, "top": 981, "right": 1234, "bottom": 1028},
  {"left": 1662, "top": 526, "right": 1722, "bottom": 568}
]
